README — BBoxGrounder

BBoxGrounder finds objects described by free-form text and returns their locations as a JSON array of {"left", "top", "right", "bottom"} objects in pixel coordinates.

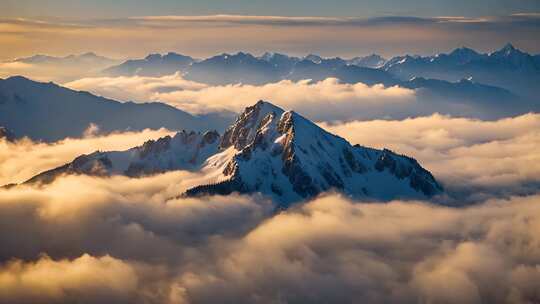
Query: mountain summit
[
  {"left": 21, "top": 101, "right": 443, "bottom": 206},
  {"left": 186, "top": 101, "right": 442, "bottom": 204}
]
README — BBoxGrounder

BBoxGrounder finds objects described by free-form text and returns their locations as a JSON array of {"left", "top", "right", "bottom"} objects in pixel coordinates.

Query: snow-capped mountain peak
[
  {"left": 21, "top": 101, "right": 443, "bottom": 206},
  {"left": 220, "top": 100, "right": 284, "bottom": 150},
  {"left": 187, "top": 102, "right": 443, "bottom": 204}
]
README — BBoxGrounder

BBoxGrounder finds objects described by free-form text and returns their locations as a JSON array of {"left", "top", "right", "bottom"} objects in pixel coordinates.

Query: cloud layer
[
  {"left": 0, "top": 176, "right": 539, "bottom": 303},
  {"left": 65, "top": 73, "right": 531, "bottom": 121}
]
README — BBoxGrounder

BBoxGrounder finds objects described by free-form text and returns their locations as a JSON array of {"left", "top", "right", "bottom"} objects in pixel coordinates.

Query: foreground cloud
[
  {"left": 0, "top": 176, "right": 539, "bottom": 303},
  {"left": 321, "top": 113, "right": 540, "bottom": 202},
  {"left": 0, "top": 254, "right": 138, "bottom": 304}
]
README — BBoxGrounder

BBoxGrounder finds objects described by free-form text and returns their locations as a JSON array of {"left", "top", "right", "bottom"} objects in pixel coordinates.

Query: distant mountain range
[
  {"left": 21, "top": 101, "right": 443, "bottom": 206},
  {"left": 7, "top": 45, "right": 540, "bottom": 101},
  {"left": 99, "top": 44, "right": 539, "bottom": 106},
  {"left": 101, "top": 51, "right": 393, "bottom": 85},
  {"left": 13, "top": 52, "right": 119, "bottom": 67},
  {"left": 0, "top": 76, "right": 233, "bottom": 142},
  {"left": 382, "top": 43, "right": 540, "bottom": 98}
]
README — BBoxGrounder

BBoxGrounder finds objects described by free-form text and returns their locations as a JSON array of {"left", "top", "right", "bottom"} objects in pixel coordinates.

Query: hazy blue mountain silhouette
[{"left": 0, "top": 76, "right": 233, "bottom": 141}]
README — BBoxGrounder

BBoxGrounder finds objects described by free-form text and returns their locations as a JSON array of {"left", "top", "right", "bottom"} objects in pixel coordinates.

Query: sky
[
  {"left": 0, "top": 1, "right": 539, "bottom": 60},
  {"left": 3, "top": 0, "right": 540, "bottom": 18}
]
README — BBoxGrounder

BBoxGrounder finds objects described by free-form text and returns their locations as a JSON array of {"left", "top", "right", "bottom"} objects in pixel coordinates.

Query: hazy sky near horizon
[{"left": 0, "top": 1, "right": 539, "bottom": 60}]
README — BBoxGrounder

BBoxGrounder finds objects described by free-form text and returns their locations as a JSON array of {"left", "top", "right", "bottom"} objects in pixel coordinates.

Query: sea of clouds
[
  {"left": 0, "top": 174, "right": 539, "bottom": 303},
  {"left": 1, "top": 72, "right": 539, "bottom": 303}
]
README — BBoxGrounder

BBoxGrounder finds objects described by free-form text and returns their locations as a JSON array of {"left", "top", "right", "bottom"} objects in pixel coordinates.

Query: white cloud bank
[
  {"left": 65, "top": 74, "right": 417, "bottom": 121},
  {"left": 65, "top": 73, "right": 530, "bottom": 122}
]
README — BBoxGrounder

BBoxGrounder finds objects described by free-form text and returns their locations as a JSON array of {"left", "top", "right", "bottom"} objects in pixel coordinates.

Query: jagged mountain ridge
[
  {"left": 97, "top": 45, "right": 537, "bottom": 117},
  {"left": 103, "top": 52, "right": 195, "bottom": 77},
  {"left": 24, "top": 129, "right": 221, "bottom": 185},
  {"left": 382, "top": 43, "right": 540, "bottom": 98},
  {"left": 101, "top": 52, "right": 387, "bottom": 79},
  {"left": 22, "top": 101, "right": 443, "bottom": 206}
]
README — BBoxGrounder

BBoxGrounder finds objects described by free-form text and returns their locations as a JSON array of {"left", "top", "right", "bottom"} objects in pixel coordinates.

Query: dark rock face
[
  {"left": 183, "top": 177, "right": 247, "bottom": 197},
  {"left": 282, "top": 156, "right": 320, "bottom": 198},
  {"left": 24, "top": 153, "right": 113, "bottom": 185},
  {"left": 343, "top": 147, "right": 367, "bottom": 174},
  {"left": 202, "top": 130, "right": 220, "bottom": 144},
  {"left": 0, "top": 127, "right": 15, "bottom": 142},
  {"left": 375, "top": 149, "right": 443, "bottom": 195},
  {"left": 277, "top": 112, "right": 322, "bottom": 198},
  {"left": 139, "top": 136, "right": 172, "bottom": 158},
  {"left": 220, "top": 100, "right": 277, "bottom": 150}
]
